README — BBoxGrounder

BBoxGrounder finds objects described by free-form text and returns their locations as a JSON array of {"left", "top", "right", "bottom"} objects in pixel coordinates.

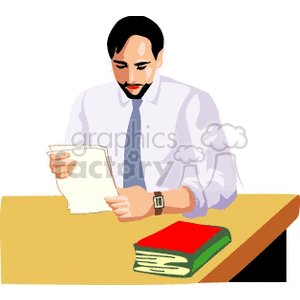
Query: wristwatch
[{"left": 153, "top": 191, "right": 165, "bottom": 215}]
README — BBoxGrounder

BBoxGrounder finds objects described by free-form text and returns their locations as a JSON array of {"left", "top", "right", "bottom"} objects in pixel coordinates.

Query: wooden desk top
[{"left": 0, "top": 194, "right": 299, "bottom": 284}]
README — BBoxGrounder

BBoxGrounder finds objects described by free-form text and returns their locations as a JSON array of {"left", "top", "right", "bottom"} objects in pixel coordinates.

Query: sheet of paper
[
  {"left": 49, "top": 144, "right": 109, "bottom": 160},
  {"left": 47, "top": 145, "right": 118, "bottom": 214}
]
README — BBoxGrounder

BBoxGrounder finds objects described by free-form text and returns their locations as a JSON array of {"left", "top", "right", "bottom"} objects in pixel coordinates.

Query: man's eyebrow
[
  {"left": 134, "top": 61, "right": 150, "bottom": 66},
  {"left": 113, "top": 60, "right": 127, "bottom": 65}
]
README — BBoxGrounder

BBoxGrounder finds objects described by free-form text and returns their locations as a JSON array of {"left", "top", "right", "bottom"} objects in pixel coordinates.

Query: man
[{"left": 49, "top": 16, "right": 237, "bottom": 222}]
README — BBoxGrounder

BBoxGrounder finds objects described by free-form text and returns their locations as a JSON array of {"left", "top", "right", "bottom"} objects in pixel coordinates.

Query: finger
[
  {"left": 50, "top": 152, "right": 70, "bottom": 160},
  {"left": 105, "top": 195, "right": 128, "bottom": 203},
  {"left": 56, "top": 171, "right": 72, "bottom": 179},
  {"left": 105, "top": 198, "right": 123, "bottom": 205},
  {"left": 118, "top": 213, "right": 132, "bottom": 222},
  {"left": 113, "top": 207, "right": 129, "bottom": 216},
  {"left": 109, "top": 202, "right": 128, "bottom": 209},
  {"left": 50, "top": 162, "right": 55, "bottom": 173},
  {"left": 53, "top": 159, "right": 76, "bottom": 167},
  {"left": 50, "top": 159, "right": 62, "bottom": 173},
  {"left": 53, "top": 165, "right": 77, "bottom": 175}
]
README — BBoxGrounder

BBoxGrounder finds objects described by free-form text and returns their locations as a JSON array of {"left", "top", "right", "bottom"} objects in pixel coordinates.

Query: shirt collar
[{"left": 117, "top": 70, "right": 161, "bottom": 106}]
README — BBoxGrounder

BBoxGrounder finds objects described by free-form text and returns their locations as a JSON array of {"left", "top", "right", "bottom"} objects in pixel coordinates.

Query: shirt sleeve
[
  {"left": 64, "top": 90, "right": 90, "bottom": 145},
  {"left": 180, "top": 91, "right": 237, "bottom": 218}
]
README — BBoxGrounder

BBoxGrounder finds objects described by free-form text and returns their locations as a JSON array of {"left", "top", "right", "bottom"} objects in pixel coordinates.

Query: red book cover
[{"left": 136, "top": 221, "right": 223, "bottom": 255}]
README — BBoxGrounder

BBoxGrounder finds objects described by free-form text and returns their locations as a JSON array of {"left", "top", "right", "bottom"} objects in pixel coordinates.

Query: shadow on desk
[{"left": 230, "top": 230, "right": 287, "bottom": 282}]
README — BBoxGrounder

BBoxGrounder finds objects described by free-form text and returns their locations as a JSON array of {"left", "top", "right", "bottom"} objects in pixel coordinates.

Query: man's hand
[
  {"left": 49, "top": 152, "right": 77, "bottom": 179},
  {"left": 104, "top": 186, "right": 154, "bottom": 222}
]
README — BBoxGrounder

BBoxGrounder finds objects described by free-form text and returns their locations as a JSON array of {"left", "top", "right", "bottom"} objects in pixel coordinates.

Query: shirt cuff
[{"left": 182, "top": 184, "right": 208, "bottom": 218}]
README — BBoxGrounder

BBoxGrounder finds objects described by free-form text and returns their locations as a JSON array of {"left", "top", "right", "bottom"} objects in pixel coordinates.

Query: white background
[{"left": 0, "top": 0, "right": 299, "bottom": 299}]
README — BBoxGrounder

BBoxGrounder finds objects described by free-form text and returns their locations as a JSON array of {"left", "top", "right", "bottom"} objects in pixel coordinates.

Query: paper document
[{"left": 47, "top": 145, "right": 118, "bottom": 214}]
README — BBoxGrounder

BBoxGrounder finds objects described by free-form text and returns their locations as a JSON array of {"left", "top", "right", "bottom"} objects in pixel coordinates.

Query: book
[
  {"left": 47, "top": 144, "right": 118, "bottom": 214},
  {"left": 133, "top": 221, "right": 231, "bottom": 278}
]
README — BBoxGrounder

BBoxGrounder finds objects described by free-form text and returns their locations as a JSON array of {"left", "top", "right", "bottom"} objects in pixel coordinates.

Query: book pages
[{"left": 47, "top": 145, "right": 118, "bottom": 214}]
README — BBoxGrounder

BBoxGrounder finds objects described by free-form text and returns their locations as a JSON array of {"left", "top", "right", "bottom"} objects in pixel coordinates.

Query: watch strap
[{"left": 155, "top": 208, "right": 163, "bottom": 215}]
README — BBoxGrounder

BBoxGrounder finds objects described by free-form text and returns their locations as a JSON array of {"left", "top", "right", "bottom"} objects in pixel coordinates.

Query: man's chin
[
  {"left": 127, "top": 88, "right": 141, "bottom": 96},
  {"left": 118, "top": 82, "right": 152, "bottom": 100}
]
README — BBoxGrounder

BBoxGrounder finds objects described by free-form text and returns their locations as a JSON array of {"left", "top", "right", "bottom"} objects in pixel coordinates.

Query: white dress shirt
[{"left": 64, "top": 71, "right": 237, "bottom": 218}]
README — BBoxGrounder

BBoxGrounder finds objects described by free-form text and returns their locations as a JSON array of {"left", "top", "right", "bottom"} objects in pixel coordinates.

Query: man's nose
[{"left": 127, "top": 67, "right": 136, "bottom": 83}]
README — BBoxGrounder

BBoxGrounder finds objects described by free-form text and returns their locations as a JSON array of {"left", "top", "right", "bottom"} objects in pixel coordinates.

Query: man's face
[{"left": 111, "top": 35, "right": 163, "bottom": 99}]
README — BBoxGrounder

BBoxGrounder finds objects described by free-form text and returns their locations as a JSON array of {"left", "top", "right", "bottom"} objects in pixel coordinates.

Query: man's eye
[
  {"left": 137, "top": 66, "right": 146, "bottom": 70},
  {"left": 116, "top": 65, "right": 126, "bottom": 69}
]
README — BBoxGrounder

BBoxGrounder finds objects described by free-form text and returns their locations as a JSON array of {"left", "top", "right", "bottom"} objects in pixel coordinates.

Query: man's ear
[{"left": 156, "top": 49, "right": 164, "bottom": 68}]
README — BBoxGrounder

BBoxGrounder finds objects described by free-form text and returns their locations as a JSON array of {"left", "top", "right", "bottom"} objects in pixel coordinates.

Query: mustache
[{"left": 122, "top": 82, "right": 143, "bottom": 87}]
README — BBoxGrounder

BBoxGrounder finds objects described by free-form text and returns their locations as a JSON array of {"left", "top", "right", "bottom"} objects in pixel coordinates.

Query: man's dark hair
[{"left": 107, "top": 16, "right": 164, "bottom": 60}]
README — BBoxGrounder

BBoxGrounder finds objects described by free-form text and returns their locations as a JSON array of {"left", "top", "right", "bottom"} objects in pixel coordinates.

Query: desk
[{"left": 0, "top": 194, "right": 299, "bottom": 284}]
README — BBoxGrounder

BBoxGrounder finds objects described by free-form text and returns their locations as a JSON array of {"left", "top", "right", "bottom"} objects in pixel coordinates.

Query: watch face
[{"left": 153, "top": 195, "right": 164, "bottom": 208}]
